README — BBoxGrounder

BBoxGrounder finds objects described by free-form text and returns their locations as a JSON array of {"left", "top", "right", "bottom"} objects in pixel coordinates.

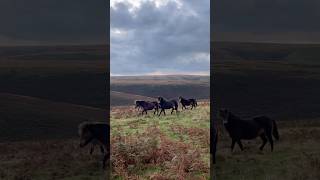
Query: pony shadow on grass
[
  {"left": 219, "top": 109, "right": 279, "bottom": 152},
  {"left": 157, "top": 97, "right": 178, "bottom": 116}
]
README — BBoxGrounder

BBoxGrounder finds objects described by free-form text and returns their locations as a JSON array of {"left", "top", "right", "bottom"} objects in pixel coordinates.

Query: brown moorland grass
[
  {"left": 111, "top": 102, "right": 210, "bottom": 179},
  {"left": 0, "top": 139, "right": 108, "bottom": 180}
]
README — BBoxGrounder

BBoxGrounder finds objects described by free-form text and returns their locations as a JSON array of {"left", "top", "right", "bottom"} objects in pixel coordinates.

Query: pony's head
[
  {"left": 158, "top": 97, "right": 163, "bottom": 102},
  {"left": 78, "top": 122, "right": 93, "bottom": 148},
  {"left": 135, "top": 100, "right": 144, "bottom": 108}
]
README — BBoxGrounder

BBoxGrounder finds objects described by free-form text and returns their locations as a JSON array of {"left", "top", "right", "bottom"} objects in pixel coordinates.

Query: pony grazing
[
  {"left": 78, "top": 122, "right": 110, "bottom": 169},
  {"left": 219, "top": 109, "right": 279, "bottom": 152},
  {"left": 157, "top": 97, "right": 178, "bottom": 116},
  {"left": 135, "top": 100, "right": 159, "bottom": 115},
  {"left": 179, "top": 96, "right": 197, "bottom": 110}
]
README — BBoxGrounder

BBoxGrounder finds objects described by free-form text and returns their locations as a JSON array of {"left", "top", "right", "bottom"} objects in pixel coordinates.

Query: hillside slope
[
  {"left": 212, "top": 41, "right": 320, "bottom": 120},
  {"left": 110, "top": 75, "right": 210, "bottom": 106},
  {"left": 110, "top": 91, "right": 156, "bottom": 106},
  {"left": 0, "top": 93, "right": 105, "bottom": 141}
]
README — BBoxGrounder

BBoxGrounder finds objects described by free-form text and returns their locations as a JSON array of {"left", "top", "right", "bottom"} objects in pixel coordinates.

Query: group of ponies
[
  {"left": 76, "top": 96, "right": 198, "bottom": 169},
  {"left": 135, "top": 96, "right": 198, "bottom": 116},
  {"left": 76, "top": 106, "right": 280, "bottom": 168}
]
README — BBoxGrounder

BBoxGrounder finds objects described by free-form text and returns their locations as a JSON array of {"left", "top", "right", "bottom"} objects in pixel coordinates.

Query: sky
[
  {"left": 0, "top": 0, "right": 108, "bottom": 46},
  {"left": 212, "top": 0, "right": 320, "bottom": 43},
  {"left": 110, "top": 0, "right": 210, "bottom": 76}
]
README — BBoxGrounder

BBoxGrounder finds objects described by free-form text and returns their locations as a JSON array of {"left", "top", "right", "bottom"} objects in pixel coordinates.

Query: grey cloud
[
  {"left": 0, "top": 0, "right": 108, "bottom": 45},
  {"left": 111, "top": 0, "right": 210, "bottom": 75},
  {"left": 212, "top": 0, "right": 320, "bottom": 42}
]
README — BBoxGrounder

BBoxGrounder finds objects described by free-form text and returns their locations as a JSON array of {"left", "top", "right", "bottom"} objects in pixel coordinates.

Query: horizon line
[{"left": 110, "top": 73, "right": 210, "bottom": 77}]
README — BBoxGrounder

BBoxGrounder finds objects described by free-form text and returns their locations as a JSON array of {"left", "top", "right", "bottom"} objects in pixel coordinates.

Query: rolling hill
[
  {"left": 110, "top": 91, "right": 155, "bottom": 106},
  {"left": 212, "top": 41, "right": 320, "bottom": 121},
  {"left": 110, "top": 75, "right": 210, "bottom": 106},
  {"left": 0, "top": 93, "right": 105, "bottom": 141}
]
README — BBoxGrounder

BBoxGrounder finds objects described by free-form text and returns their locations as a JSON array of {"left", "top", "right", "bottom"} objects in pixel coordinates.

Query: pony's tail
[{"left": 272, "top": 120, "right": 279, "bottom": 140}]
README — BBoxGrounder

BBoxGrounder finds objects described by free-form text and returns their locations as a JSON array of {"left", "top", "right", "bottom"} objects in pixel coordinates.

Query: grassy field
[
  {"left": 0, "top": 139, "right": 109, "bottom": 180},
  {"left": 0, "top": 93, "right": 108, "bottom": 180},
  {"left": 213, "top": 119, "right": 320, "bottom": 180},
  {"left": 110, "top": 102, "right": 210, "bottom": 179}
]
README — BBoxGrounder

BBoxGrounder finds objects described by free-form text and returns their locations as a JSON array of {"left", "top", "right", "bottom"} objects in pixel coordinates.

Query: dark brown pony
[
  {"left": 158, "top": 97, "right": 178, "bottom": 116},
  {"left": 219, "top": 109, "right": 279, "bottom": 152},
  {"left": 135, "top": 100, "right": 159, "bottom": 115},
  {"left": 179, "top": 96, "right": 197, "bottom": 110},
  {"left": 78, "top": 122, "right": 110, "bottom": 169}
]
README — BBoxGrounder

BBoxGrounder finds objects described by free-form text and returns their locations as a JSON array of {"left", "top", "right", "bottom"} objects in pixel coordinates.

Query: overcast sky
[
  {"left": 212, "top": 0, "right": 320, "bottom": 43},
  {"left": 0, "top": 0, "right": 108, "bottom": 46},
  {"left": 110, "top": 0, "right": 210, "bottom": 76}
]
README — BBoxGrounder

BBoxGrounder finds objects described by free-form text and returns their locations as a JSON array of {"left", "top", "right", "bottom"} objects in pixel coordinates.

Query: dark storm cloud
[
  {"left": 111, "top": 0, "right": 210, "bottom": 75},
  {"left": 0, "top": 0, "right": 108, "bottom": 45},
  {"left": 212, "top": 0, "right": 320, "bottom": 43},
  {"left": 213, "top": 0, "right": 320, "bottom": 32}
]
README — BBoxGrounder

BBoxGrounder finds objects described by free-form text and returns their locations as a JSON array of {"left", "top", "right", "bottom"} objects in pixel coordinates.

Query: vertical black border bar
[
  {"left": 210, "top": 0, "right": 217, "bottom": 179},
  {"left": 106, "top": 0, "right": 111, "bottom": 178}
]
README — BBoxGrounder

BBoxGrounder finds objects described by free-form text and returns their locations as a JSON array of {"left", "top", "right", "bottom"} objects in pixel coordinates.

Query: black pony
[
  {"left": 78, "top": 122, "right": 110, "bottom": 169},
  {"left": 219, "top": 109, "right": 279, "bottom": 152},
  {"left": 157, "top": 97, "right": 178, "bottom": 116},
  {"left": 135, "top": 100, "right": 159, "bottom": 115},
  {"left": 179, "top": 96, "right": 197, "bottom": 110}
]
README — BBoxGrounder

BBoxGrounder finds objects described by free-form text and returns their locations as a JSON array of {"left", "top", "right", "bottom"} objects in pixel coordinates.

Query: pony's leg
[
  {"left": 231, "top": 139, "right": 236, "bottom": 152},
  {"left": 171, "top": 108, "right": 174, "bottom": 114},
  {"left": 90, "top": 144, "right": 94, "bottom": 155},
  {"left": 100, "top": 145, "right": 105, "bottom": 154},
  {"left": 159, "top": 109, "right": 163, "bottom": 116},
  {"left": 266, "top": 131, "right": 274, "bottom": 151},
  {"left": 102, "top": 153, "right": 108, "bottom": 169},
  {"left": 237, "top": 140, "right": 244, "bottom": 151},
  {"left": 259, "top": 134, "right": 268, "bottom": 151}
]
